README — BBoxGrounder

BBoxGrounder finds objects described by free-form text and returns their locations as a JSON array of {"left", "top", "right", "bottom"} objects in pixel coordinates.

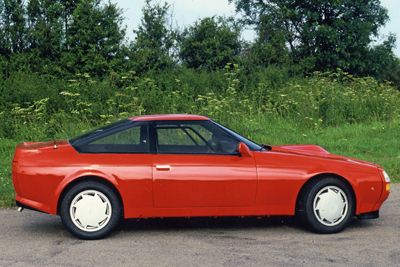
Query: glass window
[
  {"left": 210, "top": 120, "right": 262, "bottom": 151},
  {"left": 157, "top": 127, "right": 206, "bottom": 146},
  {"left": 92, "top": 126, "right": 141, "bottom": 145},
  {"left": 69, "top": 119, "right": 132, "bottom": 145},
  {"left": 155, "top": 120, "right": 238, "bottom": 155},
  {"left": 71, "top": 121, "right": 150, "bottom": 153}
]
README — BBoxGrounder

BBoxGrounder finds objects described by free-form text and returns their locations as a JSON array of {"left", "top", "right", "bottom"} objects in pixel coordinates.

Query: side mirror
[{"left": 237, "top": 142, "right": 253, "bottom": 158}]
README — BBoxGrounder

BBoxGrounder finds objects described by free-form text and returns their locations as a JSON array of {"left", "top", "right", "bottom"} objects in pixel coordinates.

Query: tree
[
  {"left": 179, "top": 16, "right": 241, "bottom": 70},
  {"left": 26, "top": 0, "right": 64, "bottom": 64},
  {"left": 229, "top": 0, "right": 395, "bottom": 76},
  {"left": 59, "top": 0, "right": 79, "bottom": 51},
  {"left": 66, "top": 0, "right": 127, "bottom": 76},
  {"left": 0, "top": 0, "right": 27, "bottom": 56},
  {"left": 363, "top": 33, "right": 397, "bottom": 81},
  {"left": 130, "top": 0, "right": 176, "bottom": 72},
  {"left": 246, "top": 13, "right": 289, "bottom": 67},
  {"left": 385, "top": 56, "right": 400, "bottom": 89},
  {"left": 0, "top": 0, "right": 127, "bottom": 76}
]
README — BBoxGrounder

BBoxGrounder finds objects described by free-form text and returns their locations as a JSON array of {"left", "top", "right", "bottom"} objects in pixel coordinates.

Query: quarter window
[{"left": 72, "top": 121, "right": 149, "bottom": 153}]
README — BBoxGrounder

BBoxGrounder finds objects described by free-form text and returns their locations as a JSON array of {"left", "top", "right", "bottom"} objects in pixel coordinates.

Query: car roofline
[{"left": 129, "top": 114, "right": 210, "bottom": 121}]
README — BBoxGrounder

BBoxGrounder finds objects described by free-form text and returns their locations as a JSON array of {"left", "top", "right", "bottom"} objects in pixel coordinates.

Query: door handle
[{"left": 156, "top": 165, "right": 171, "bottom": 171}]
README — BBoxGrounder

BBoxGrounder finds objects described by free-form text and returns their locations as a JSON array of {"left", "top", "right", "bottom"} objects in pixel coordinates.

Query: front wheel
[
  {"left": 60, "top": 181, "right": 121, "bottom": 239},
  {"left": 296, "top": 177, "right": 355, "bottom": 234}
]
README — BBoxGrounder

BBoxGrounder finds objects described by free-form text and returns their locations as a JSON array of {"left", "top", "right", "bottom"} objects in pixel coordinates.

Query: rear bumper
[
  {"left": 16, "top": 201, "right": 47, "bottom": 213},
  {"left": 15, "top": 195, "right": 53, "bottom": 214}
]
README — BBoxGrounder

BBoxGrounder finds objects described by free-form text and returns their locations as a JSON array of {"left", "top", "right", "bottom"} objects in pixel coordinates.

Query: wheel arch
[
  {"left": 295, "top": 173, "right": 356, "bottom": 214},
  {"left": 56, "top": 176, "right": 124, "bottom": 216}
]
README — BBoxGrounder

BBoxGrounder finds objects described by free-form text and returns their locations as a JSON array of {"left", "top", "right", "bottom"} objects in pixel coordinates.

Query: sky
[{"left": 115, "top": 0, "right": 400, "bottom": 57}]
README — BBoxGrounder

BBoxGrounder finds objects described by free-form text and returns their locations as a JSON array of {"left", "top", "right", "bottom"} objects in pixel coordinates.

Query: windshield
[{"left": 210, "top": 120, "right": 262, "bottom": 151}]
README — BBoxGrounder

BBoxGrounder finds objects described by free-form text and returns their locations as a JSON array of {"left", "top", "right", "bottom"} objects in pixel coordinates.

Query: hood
[
  {"left": 270, "top": 144, "right": 381, "bottom": 168},
  {"left": 273, "top": 144, "right": 330, "bottom": 155}
]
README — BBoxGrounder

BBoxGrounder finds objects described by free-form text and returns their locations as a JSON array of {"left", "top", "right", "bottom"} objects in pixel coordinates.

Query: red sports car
[{"left": 12, "top": 114, "right": 391, "bottom": 239}]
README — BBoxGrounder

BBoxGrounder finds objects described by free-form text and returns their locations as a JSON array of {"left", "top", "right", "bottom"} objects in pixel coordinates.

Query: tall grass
[{"left": 2, "top": 66, "right": 399, "bottom": 136}]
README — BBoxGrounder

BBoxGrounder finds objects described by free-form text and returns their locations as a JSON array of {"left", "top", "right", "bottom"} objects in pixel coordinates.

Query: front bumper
[{"left": 357, "top": 210, "right": 379, "bottom": 220}]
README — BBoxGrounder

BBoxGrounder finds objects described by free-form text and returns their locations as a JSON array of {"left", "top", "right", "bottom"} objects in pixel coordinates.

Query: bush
[{"left": 1, "top": 65, "right": 399, "bottom": 141}]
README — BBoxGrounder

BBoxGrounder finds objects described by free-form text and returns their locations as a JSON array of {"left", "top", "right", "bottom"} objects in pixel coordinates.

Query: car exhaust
[{"left": 18, "top": 207, "right": 24, "bottom": 212}]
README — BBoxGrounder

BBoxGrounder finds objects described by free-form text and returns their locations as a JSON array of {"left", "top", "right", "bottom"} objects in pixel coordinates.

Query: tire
[
  {"left": 60, "top": 181, "right": 121, "bottom": 240},
  {"left": 296, "top": 177, "right": 355, "bottom": 234}
]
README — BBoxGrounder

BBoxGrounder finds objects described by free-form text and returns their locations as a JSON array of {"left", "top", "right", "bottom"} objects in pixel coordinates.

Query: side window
[
  {"left": 155, "top": 121, "right": 238, "bottom": 154},
  {"left": 157, "top": 127, "right": 207, "bottom": 146},
  {"left": 78, "top": 122, "right": 149, "bottom": 153},
  {"left": 208, "top": 132, "right": 238, "bottom": 154},
  {"left": 92, "top": 126, "right": 141, "bottom": 145}
]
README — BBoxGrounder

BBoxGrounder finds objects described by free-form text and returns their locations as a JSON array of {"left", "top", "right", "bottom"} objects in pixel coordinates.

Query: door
[{"left": 152, "top": 120, "right": 257, "bottom": 208}]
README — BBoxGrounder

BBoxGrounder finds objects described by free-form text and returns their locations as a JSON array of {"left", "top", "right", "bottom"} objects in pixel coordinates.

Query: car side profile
[{"left": 12, "top": 114, "right": 391, "bottom": 239}]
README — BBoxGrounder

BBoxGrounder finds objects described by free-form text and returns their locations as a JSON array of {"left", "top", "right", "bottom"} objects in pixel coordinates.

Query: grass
[
  {"left": 0, "top": 138, "right": 19, "bottom": 208},
  {"left": 1, "top": 117, "right": 398, "bottom": 208}
]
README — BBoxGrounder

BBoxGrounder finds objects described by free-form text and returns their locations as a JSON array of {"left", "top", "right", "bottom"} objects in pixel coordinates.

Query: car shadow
[
  {"left": 17, "top": 210, "right": 376, "bottom": 238},
  {"left": 117, "top": 215, "right": 298, "bottom": 232},
  {"left": 115, "top": 215, "right": 374, "bottom": 235}
]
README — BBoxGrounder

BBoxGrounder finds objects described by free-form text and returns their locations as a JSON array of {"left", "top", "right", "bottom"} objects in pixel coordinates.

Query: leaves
[
  {"left": 130, "top": 0, "right": 176, "bottom": 72},
  {"left": 0, "top": 0, "right": 397, "bottom": 85},
  {"left": 230, "top": 0, "right": 395, "bottom": 80},
  {"left": 179, "top": 16, "right": 242, "bottom": 70},
  {"left": 0, "top": 0, "right": 127, "bottom": 77}
]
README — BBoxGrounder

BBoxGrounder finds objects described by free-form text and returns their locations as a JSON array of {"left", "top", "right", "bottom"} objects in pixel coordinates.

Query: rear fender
[{"left": 53, "top": 169, "right": 119, "bottom": 214}]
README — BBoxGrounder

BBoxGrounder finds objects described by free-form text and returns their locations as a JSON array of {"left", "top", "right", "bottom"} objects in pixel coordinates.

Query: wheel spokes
[
  {"left": 70, "top": 191, "right": 112, "bottom": 232},
  {"left": 314, "top": 186, "right": 348, "bottom": 226}
]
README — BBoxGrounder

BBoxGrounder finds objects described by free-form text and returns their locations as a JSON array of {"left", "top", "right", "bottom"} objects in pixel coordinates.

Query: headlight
[{"left": 383, "top": 171, "right": 391, "bottom": 182}]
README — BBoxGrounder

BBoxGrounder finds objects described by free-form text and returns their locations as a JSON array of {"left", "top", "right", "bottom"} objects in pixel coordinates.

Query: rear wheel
[
  {"left": 297, "top": 177, "right": 355, "bottom": 234},
  {"left": 60, "top": 181, "right": 121, "bottom": 239}
]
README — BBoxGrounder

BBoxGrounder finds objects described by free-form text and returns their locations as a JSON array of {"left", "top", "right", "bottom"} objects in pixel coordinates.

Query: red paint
[
  {"left": 152, "top": 154, "right": 257, "bottom": 208},
  {"left": 12, "top": 114, "right": 390, "bottom": 221}
]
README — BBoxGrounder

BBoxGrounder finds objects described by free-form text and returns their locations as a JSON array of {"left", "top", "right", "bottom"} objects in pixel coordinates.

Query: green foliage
[
  {"left": 244, "top": 14, "right": 289, "bottom": 67},
  {"left": 179, "top": 16, "right": 242, "bottom": 70},
  {"left": 0, "top": 0, "right": 27, "bottom": 56},
  {"left": 130, "top": 0, "right": 176, "bottom": 72},
  {"left": 386, "top": 57, "right": 400, "bottom": 90},
  {"left": 25, "top": 0, "right": 64, "bottom": 64},
  {"left": 229, "top": 0, "right": 396, "bottom": 79},
  {"left": 2, "top": 64, "right": 399, "bottom": 141},
  {"left": 0, "top": 0, "right": 127, "bottom": 77},
  {"left": 0, "top": 0, "right": 398, "bottom": 83},
  {"left": 0, "top": 138, "right": 18, "bottom": 208},
  {"left": 65, "top": 0, "right": 127, "bottom": 76}
]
